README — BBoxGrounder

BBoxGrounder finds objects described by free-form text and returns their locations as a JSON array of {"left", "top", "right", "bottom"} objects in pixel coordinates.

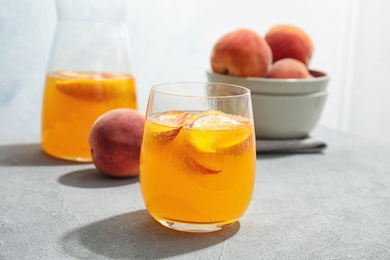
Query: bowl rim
[
  {"left": 207, "top": 69, "right": 330, "bottom": 95},
  {"left": 206, "top": 69, "right": 329, "bottom": 82},
  {"left": 251, "top": 90, "right": 328, "bottom": 100}
]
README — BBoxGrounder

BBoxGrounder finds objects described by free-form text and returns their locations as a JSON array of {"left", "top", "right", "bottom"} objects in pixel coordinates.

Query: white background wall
[{"left": 1, "top": 0, "right": 390, "bottom": 142}]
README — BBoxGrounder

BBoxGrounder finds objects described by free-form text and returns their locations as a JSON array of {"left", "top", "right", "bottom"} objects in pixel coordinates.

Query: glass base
[
  {"left": 155, "top": 217, "right": 238, "bottom": 233},
  {"left": 42, "top": 148, "right": 92, "bottom": 163},
  {"left": 59, "top": 156, "right": 92, "bottom": 163}
]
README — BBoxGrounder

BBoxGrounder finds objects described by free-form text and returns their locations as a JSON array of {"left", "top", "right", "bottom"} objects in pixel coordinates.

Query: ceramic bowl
[
  {"left": 206, "top": 70, "right": 329, "bottom": 95},
  {"left": 251, "top": 91, "right": 328, "bottom": 139},
  {"left": 206, "top": 69, "right": 329, "bottom": 139}
]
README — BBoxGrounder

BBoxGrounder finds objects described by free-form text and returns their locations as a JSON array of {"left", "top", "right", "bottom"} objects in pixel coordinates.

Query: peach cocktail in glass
[
  {"left": 41, "top": 71, "right": 137, "bottom": 162},
  {"left": 140, "top": 82, "right": 256, "bottom": 232}
]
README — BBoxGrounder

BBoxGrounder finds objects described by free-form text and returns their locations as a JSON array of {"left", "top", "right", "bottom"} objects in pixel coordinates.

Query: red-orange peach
[
  {"left": 267, "top": 58, "right": 311, "bottom": 79},
  {"left": 211, "top": 29, "right": 272, "bottom": 77},
  {"left": 265, "top": 24, "right": 314, "bottom": 66},
  {"left": 89, "top": 108, "right": 145, "bottom": 178}
]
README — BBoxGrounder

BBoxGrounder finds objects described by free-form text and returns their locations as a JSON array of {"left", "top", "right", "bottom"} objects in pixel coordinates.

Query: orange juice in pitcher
[
  {"left": 42, "top": 0, "right": 136, "bottom": 161},
  {"left": 41, "top": 71, "right": 137, "bottom": 161}
]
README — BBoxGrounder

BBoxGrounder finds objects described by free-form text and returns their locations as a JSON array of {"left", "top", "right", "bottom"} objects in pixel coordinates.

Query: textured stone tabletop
[{"left": 1, "top": 127, "right": 390, "bottom": 259}]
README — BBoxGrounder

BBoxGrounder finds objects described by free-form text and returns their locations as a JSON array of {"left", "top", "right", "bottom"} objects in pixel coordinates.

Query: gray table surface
[{"left": 1, "top": 127, "right": 390, "bottom": 259}]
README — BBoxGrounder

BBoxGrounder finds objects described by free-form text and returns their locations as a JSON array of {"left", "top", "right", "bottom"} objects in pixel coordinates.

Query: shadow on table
[
  {"left": 0, "top": 143, "right": 84, "bottom": 166},
  {"left": 256, "top": 152, "right": 326, "bottom": 160},
  {"left": 256, "top": 153, "right": 293, "bottom": 160},
  {"left": 61, "top": 209, "right": 239, "bottom": 259},
  {"left": 58, "top": 168, "right": 139, "bottom": 188}
]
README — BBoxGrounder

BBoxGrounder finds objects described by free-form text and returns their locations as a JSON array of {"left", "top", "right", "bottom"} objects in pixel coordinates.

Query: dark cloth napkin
[{"left": 256, "top": 137, "right": 327, "bottom": 154}]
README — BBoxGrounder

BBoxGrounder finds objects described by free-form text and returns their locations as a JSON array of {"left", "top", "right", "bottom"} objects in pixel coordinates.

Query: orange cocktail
[
  {"left": 140, "top": 109, "right": 256, "bottom": 232},
  {"left": 41, "top": 71, "right": 137, "bottom": 161}
]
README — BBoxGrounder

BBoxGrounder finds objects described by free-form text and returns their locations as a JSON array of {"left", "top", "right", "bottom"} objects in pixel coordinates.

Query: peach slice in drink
[
  {"left": 156, "top": 110, "right": 190, "bottom": 126},
  {"left": 187, "top": 157, "right": 222, "bottom": 175},
  {"left": 58, "top": 71, "right": 119, "bottom": 80},
  {"left": 56, "top": 72, "right": 124, "bottom": 102},
  {"left": 149, "top": 111, "right": 190, "bottom": 143},
  {"left": 58, "top": 71, "right": 94, "bottom": 79}
]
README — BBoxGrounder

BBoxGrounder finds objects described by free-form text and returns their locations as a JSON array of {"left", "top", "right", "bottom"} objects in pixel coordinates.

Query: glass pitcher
[{"left": 41, "top": 0, "right": 137, "bottom": 162}]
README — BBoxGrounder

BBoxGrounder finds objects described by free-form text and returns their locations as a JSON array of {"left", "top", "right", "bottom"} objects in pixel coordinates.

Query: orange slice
[
  {"left": 221, "top": 132, "right": 255, "bottom": 155},
  {"left": 182, "top": 112, "right": 253, "bottom": 174},
  {"left": 185, "top": 113, "right": 252, "bottom": 153}
]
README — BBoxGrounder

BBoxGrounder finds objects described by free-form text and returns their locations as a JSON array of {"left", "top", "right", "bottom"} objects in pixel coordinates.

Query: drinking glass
[
  {"left": 140, "top": 82, "right": 256, "bottom": 232},
  {"left": 41, "top": 0, "right": 137, "bottom": 162}
]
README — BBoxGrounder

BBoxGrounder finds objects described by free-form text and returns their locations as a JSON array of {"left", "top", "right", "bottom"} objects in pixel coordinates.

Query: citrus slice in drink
[
  {"left": 184, "top": 112, "right": 252, "bottom": 174},
  {"left": 148, "top": 111, "right": 190, "bottom": 143},
  {"left": 221, "top": 132, "right": 254, "bottom": 155},
  {"left": 56, "top": 72, "right": 127, "bottom": 102},
  {"left": 186, "top": 113, "right": 252, "bottom": 153}
]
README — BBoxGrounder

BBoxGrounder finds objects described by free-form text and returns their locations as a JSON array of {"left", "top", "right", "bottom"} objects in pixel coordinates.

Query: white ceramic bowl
[
  {"left": 206, "top": 70, "right": 329, "bottom": 95},
  {"left": 251, "top": 91, "right": 328, "bottom": 139}
]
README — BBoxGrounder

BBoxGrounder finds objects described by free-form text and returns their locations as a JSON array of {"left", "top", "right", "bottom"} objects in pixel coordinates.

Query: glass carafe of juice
[{"left": 41, "top": 0, "right": 137, "bottom": 162}]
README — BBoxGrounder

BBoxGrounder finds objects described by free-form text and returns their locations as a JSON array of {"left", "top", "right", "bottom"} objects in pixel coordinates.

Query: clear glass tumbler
[
  {"left": 140, "top": 82, "right": 256, "bottom": 232},
  {"left": 41, "top": 0, "right": 137, "bottom": 162}
]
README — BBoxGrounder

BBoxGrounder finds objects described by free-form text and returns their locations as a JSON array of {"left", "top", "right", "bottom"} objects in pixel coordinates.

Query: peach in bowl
[{"left": 206, "top": 71, "right": 329, "bottom": 139}]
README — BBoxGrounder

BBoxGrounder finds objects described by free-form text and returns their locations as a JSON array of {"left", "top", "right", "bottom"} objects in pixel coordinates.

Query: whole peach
[
  {"left": 89, "top": 108, "right": 145, "bottom": 177},
  {"left": 267, "top": 58, "right": 311, "bottom": 79},
  {"left": 265, "top": 24, "right": 314, "bottom": 66},
  {"left": 211, "top": 29, "right": 272, "bottom": 77}
]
